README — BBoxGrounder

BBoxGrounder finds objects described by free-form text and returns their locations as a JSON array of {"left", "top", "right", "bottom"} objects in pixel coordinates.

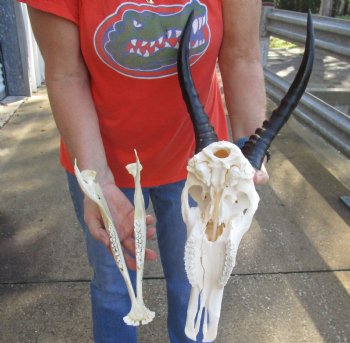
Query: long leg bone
[{"left": 74, "top": 158, "right": 154, "bottom": 326}]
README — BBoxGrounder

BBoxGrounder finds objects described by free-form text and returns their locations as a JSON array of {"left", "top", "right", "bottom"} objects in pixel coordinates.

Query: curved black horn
[
  {"left": 242, "top": 10, "right": 315, "bottom": 170},
  {"left": 177, "top": 11, "right": 218, "bottom": 153}
]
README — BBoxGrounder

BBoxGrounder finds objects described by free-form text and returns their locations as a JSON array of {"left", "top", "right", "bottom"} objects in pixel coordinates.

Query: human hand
[
  {"left": 253, "top": 162, "right": 269, "bottom": 185},
  {"left": 83, "top": 181, "right": 157, "bottom": 270}
]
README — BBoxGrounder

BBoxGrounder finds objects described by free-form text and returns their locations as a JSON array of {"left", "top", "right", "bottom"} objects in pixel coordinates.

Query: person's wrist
[
  {"left": 95, "top": 166, "right": 115, "bottom": 186},
  {"left": 76, "top": 158, "right": 115, "bottom": 185}
]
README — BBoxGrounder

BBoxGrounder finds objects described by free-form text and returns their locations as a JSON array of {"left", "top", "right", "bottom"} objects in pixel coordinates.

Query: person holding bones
[{"left": 21, "top": 0, "right": 268, "bottom": 341}]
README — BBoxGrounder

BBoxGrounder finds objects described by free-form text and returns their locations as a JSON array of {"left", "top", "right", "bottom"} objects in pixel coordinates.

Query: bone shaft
[{"left": 211, "top": 191, "right": 221, "bottom": 241}]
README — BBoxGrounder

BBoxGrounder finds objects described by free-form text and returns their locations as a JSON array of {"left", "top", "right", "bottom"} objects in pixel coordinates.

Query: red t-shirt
[{"left": 21, "top": 0, "right": 228, "bottom": 187}]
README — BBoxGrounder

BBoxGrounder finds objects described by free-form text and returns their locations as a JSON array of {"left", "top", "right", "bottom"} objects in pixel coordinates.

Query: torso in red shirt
[{"left": 22, "top": 0, "right": 228, "bottom": 187}]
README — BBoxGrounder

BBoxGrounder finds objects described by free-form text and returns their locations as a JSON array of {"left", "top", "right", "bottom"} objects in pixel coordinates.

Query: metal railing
[
  {"left": 0, "top": 44, "right": 7, "bottom": 100},
  {"left": 261, "top": 8, "right": 350, "bottom": 158}
]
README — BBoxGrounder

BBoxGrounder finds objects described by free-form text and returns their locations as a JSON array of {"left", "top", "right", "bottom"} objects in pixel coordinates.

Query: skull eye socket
[{"left": 188, "top": 185, "right": 208, "bottom": 205}]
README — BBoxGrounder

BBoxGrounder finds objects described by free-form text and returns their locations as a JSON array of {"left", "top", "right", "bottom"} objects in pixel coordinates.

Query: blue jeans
[{"left": 67, "top": 172, "right": 199, "bottom": 343}]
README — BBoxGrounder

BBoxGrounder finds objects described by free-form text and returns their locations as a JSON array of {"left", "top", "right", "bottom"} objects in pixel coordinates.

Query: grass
[
  {"left": 269, "top": 36, "right": 297, "bottom": 49},
  {"left": 336, "top": 15, "right": 350, "bottom": 20}
]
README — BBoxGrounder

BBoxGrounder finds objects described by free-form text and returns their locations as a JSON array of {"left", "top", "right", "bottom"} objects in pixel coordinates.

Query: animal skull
[
  {"left": 177, "top": 10, "right": 314, "bottom": 343},
  {"left": 181, "top": 141, "right": 260, "bottom": 342}
]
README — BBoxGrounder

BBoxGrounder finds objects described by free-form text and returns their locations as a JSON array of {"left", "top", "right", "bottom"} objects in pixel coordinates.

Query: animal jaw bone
[
  {"left": 74, "top": 154, "right": 154, "bottom": 326},
  {"left": 125, "top": 150, "right": 155, "bottom": 325},
  {"left": 182, "top": 141, "right": 260, "bottom": 342}
]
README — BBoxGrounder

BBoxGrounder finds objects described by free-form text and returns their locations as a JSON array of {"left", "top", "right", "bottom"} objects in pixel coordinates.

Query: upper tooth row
[
  {"left": 130, "top": 29, "right": 182, "bottom": 47},
  {"left": 129, "top": 37, "right": 205, "bottom": 57},
  {"left": 192, "top": 16, "right": 206, "bottom": 34},
  {"left": 129, "top": 16, "right": 206, "bottom": 47}
]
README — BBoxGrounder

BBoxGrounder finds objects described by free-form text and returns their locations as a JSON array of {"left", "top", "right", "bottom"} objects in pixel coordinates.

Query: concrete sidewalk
[{"left": 1, "top": 57, "right": 350, "bottom": 342}]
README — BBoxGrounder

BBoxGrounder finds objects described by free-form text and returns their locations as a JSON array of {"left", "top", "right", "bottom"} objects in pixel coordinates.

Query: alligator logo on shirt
[{"left": 94, "top": 0, "right": 210, "bottom": 79}]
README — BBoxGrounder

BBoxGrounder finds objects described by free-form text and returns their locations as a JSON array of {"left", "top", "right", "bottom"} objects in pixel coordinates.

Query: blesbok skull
[
  {"left": 177, "top": 9, "right": 314, "bottom": 342},
  {"left": 182, "top": 141, "right": 259, "bottom": 341}
]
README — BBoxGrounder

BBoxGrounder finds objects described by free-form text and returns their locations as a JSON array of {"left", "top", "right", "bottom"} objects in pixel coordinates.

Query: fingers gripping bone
[
  {"left": 74, "top": 154, "right": 154, "bottom": 326},
  {"left": 182, "top": 141, "right": 260, "bottom": 342}
]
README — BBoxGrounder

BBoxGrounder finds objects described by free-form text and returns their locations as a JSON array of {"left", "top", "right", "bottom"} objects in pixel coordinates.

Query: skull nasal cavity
[
  {"left": 205, "top": 219, "right": 225, "bottom": 241},
  {"left": 214, "top": 149, "right": 230, "bottom": 158}
]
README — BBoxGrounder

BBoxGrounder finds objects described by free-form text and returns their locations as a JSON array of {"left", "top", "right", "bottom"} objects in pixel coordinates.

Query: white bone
[
  {"left": 182, "top": 141, "right": 260, "bottom": 341},
  {"left": 125, "top": 150, "right": 155, "bottom": 325},
  {"left": 74, "top": 155, "right": 154, "bottom": 326}
]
